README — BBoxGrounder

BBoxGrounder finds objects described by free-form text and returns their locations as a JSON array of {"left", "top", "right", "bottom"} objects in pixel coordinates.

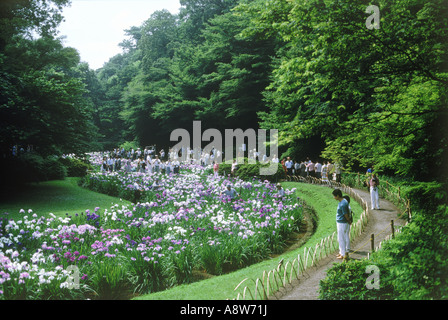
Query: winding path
[{"left": 274, "top": 186, "right": 407, "bottom": 300}]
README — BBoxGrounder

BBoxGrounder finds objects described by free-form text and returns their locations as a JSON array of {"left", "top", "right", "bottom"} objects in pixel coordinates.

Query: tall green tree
[
  {"left": 117, "top": 2, "right": 279, "bottom": 148},
  {"left": 238, "top": 0, "right": 448, "bottom": 181},
  {"left": 179, "top": 0, "right": 240, "bottom": 43},
  {"left": 0, "top": 0, "right": 98, "bottom": 156},
  {"left": 118, "top": 10, "right": 181, "bottom": 148}
]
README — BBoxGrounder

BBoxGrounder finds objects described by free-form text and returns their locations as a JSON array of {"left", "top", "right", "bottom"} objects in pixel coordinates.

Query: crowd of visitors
[
  {"left": 97, "top": 144, "right": 348, "bottom": 185},
  {"left": 3, "top": 144, "right": 34, "bottom": 158},
  {"left": 99, "top": 146, "right": 181, "bottom": 175},
  {"left": 97, "top": 145, "right": 382, "bottom": 216},
  {"left": 277, "top": 156, "right": 343, "bottom": 183},
  {"left": 90, "top": 141, "right": 387, "bottom": 265}
]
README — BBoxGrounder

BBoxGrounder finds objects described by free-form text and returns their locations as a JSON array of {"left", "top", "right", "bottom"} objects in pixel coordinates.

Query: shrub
[
  {"left": 0, "top": 153, "right": 67, "bottom": 184},
  {"left": 218, "top": 158, "right": 285, "bottom": 182},
  {"left": 374, "top": 205, "right": 448, "bottom": 300},
  {"left": 401, "top": 181, "right": 447, "bottom": 213},
  {"left": 318, "top": 259, "right": 394, "bottom": 300},
  {"left": 120, "top": 140, "right": 140, "bottom": 151},
  {"left": 58, "top": 156, "right": 92, "bottom": 177},
  {"left": 42, "top": 155, "right": 67, "bottom": 181}
]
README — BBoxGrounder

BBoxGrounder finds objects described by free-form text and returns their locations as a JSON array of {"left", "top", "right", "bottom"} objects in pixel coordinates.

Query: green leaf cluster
[
  {"left": 0, "top": 0, "right": 100, "bottom": 157},
  {"left": 94, "top": 0, "right": 279, "bottom": 149},
  {"left": 237, "top": 0, "right": 448, "bottom": 181}
]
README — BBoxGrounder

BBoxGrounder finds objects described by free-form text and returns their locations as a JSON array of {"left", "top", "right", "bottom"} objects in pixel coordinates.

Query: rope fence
[{"left": 231, "top": 172, "right": 410, "bottom": 300}]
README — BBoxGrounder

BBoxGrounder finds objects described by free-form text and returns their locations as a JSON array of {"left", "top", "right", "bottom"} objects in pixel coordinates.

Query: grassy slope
[
  {"left": 135, "top": 182, "right": 362, "bottom": 300},
  {"left": 0, "top": 177, "right": 130, "bottom": 219}
]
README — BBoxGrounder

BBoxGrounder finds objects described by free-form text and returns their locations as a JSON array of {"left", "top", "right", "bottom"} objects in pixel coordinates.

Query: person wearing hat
[
  {"left": 222, "top": 185, "right": 239, "bottom": 199},
  {"left": 276, "top": 183, "right": 286, "bottom": 197}
]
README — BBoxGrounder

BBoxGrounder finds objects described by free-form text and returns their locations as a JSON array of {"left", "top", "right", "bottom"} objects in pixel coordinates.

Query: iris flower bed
[{"left": 0, "top": 158, "right": 302, "bottom": 300}]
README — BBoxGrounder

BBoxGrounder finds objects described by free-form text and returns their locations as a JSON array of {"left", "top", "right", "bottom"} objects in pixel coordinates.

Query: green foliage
[
  {"left": 87, "top": 258, "right": 131, "bottom": 300},
  {"left": 1, "top": 153, "right": 93, "bottom": 185},
  {"left": 237, "top": 0, "right": 448, "bottom": 182},
  {"left": 375, "top": 205, "right": 448, "bottom": 300},
  {"left": 43, "top": 155, "right": 68, "bottom": 181},
  {"left": 401, "top": 182, "right": 448, "bottom": 213},
  {"left": 319, "top": 259, "right": 394, "bottom": 300},
  {"left": 0, "top": 0, "right": 99, "bottom": 180},
  {"left": 0, "top": 0, "right": 70, "bottom": 47},
  {"left": 218, "top": 158, "right": 285, "bottom": 182},
  {"left": 1, "top": 153, "right": 67, "bottom": 184},
  {"left": 1, "top": 0, "right": 446, "bottom": 300},
  {"left": 96, "top": 0, "right": 278, "bottom": 149},
  {"left": 58, "top": 157, "right": 93, "bottom": 178},
  {"left": 119, "top": 140, "right": 141, "bottom": 152}
]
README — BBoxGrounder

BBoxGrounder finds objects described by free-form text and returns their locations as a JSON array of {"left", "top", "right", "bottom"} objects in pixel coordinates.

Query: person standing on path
[
  {"left": 332, "top": 189, "right": 351, "bottom": 259},
  {"left": 369, "top": 173, "right": 380, "bottom": 210},
  {"left": 285, "top": 157, "right": 294, "bottom": 176}
]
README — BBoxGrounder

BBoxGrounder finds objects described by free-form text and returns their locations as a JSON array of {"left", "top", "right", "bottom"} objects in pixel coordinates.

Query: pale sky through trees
[{"left": 58, "top": 0, "right": 180, "bottom": 70}]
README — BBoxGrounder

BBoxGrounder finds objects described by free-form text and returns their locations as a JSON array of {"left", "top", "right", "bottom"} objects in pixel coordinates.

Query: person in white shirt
[
  {"left": 164, "top": 160, "right": 170, "bottom": 175},
  {"left": 146, "top": 158, "right": 153, "bottom": 174},
  {"left": 231, "top": 160, "right": 238, "bottom": 177},
  {"left": 153, "top": 156, "right": 160, "bottom": 173},
  {"left": 369, "top": 174, "right": 380, "bottom": 210},
  {"left": 152, "top": 178, "right": 161, "bottom": 190},
  {"left": 315, "top": 161, "right": 322, "bottom": 179},
  {"left": 321, "top": 162, "right": 328, "bottom": 182},
  {"left": 285, "top": 157, "right": 293, "bottom": 176},
  {"left": 294, "top": 161, "right": 300, "bottom": 176},
  {"left": 107, "top": 157, "right": 114, "bottom": 172},
  {"left": 276, "top": 183, "right": 286, "bottom": 197},
  {"left": 221, "top": 185, "right": 239, "bottom": 199},
  {"left": 335, "top": 162, "right": 342, "bottom": 183}
]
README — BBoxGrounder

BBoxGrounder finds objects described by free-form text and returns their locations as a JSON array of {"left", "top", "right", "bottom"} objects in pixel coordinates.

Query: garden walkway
[{"left": 275, "top": 187, "right": 407, "bottom": 300}]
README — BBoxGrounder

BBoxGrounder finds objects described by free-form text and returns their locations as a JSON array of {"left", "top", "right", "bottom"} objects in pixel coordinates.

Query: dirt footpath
[{"left": 274, "top": 187, "right": 407, "bottom": 300}]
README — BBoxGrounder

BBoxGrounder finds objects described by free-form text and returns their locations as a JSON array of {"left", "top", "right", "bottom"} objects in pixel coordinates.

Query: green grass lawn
[{"left": 0, "top": 177, "right": 130, "bottom": 219}]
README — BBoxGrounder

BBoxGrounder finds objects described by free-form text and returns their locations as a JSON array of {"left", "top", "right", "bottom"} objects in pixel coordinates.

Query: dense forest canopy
[{"left": 1, "top": 0, "right": 447, "bottom": 184}]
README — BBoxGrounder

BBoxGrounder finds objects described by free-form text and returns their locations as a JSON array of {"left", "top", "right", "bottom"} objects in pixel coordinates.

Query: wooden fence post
[
  {"left": 407, "top": 199, "right": 412, "bottom": 223},
  {"left": 370, "top": 234, "right": 375, "bottom": 253},
  {"left": 391, "top": 220, "right": 395, "bottom": 239}
]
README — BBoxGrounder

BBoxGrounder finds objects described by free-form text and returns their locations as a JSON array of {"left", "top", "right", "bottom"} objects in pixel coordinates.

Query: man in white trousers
[
  {"left": 332, "top": 189, "right": 351, "bottom": 259},
  {"left": 369, "top": 173, "right": 380, "bottom": 210}
]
